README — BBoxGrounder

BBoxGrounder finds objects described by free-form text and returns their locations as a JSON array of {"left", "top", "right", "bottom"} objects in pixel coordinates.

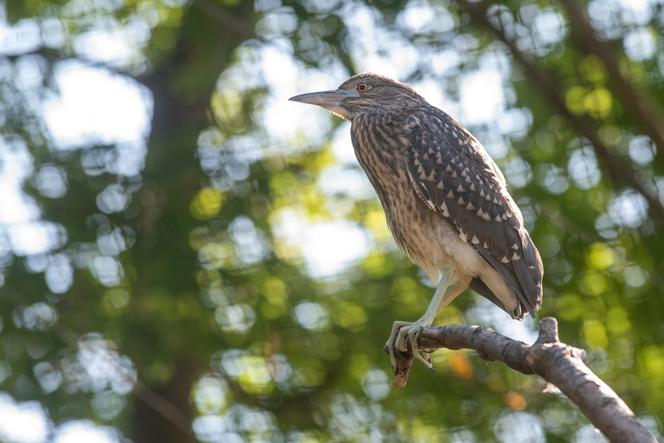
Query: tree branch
[
  {"left": 458, "top": 0, "right": 664, "bottom": 224},
  {"left": 389, "top": 317, "right": 656, "bottom": 443},
  {"left": 558, "top": 0, "right": 664, "bottom": 165}
]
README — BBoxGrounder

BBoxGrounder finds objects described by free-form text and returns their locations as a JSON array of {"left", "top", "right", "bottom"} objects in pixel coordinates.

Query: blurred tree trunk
[
  {"left": 127, "top": 2, "right": 254, "bottom": 441},
  {"left": 130, "top": 359, "right": 201, "bottom": 443}
]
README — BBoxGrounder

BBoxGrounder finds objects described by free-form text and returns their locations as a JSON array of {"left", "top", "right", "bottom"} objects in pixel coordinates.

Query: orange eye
[{"left": 357, "top": 83, "right": 369, "bottom": 92}]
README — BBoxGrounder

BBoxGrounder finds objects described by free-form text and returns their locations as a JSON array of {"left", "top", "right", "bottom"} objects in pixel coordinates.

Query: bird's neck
[
  {"left": 350, "top": 112, "right": 410, "bottom": 191},
  {"left": 351, "top": 112, "right": 410, "bottom": 152}
]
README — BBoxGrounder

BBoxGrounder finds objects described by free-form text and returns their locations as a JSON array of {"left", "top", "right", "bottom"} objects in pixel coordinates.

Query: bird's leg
[{"left": 385, "top": 271, "right": 459, "bottom": 371}]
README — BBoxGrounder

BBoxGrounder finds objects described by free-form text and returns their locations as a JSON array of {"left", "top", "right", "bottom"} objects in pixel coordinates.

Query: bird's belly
[
  {"left": 384, "top": 196, "right": 482, "bottom": 284},
  {"left": 352, "top": 137, "right": 482, "bottom": 284}
]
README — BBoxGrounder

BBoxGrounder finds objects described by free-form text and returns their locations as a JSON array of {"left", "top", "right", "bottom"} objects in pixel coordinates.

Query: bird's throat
[{"left": 326, "top": 105, "right": 352, "bottom": 120}]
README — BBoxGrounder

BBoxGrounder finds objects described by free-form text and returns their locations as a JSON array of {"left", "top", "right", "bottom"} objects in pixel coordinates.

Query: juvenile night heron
[{"left": 290, "top": 73, "right": 543, "bottom": 374}]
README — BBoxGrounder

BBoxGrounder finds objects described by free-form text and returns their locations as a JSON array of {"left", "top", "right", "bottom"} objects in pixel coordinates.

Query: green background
[{"left": 0, "top": 0, "right": 663, "bottom": 441}]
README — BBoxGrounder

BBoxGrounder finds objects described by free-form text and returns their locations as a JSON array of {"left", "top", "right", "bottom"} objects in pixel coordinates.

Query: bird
[{"left": 289, "top": 73, "right": 543, "bottom": 376}]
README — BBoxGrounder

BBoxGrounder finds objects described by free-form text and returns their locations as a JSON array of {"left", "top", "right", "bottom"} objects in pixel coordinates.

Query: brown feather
[{"left": 405, "top": 107, "right": 543, "bottom": 317}]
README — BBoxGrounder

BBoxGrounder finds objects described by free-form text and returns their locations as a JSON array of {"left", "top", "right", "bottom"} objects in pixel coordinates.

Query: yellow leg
[{"left": 385, "top": 270, "right": 462, "bottom": 371}]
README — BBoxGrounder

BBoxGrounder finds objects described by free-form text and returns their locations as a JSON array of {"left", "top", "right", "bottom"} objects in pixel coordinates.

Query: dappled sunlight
[
  {"left": 73, "top": 22, "right": 150, "bottom": 69},
  {"left": 293, "top": 300, "right": 330, "bottom": 330},
  {"left": 215, "top": 349, "right": 276, "bottom": 394},
  {"left": 34, "top": 164, "right": 68, "bottom": 199},
  {"left": 91, "top": 255, "right": 124, "bottom": 287},
  {"left": 608, "top": 191, "right": 649, "bottom": 228},
  {"left": 6, "top": 221, "right": 67, "bottom": 256},
  {"left": 193, "top": 404, "right": 278, "bottom": 442},
  {"left": 193, "top": 375, "right": 229, "bottom": 416},
  {"left": 53, "top": 421, "right": 121, "bottom": 443},
  {"left": 467, "top": 298, "right": 538, "bottom": 345},
  {"left": 0, "top": 136, "right": 39, "bottom": 225},
  {"left": 460, "top": 70, "right": 504, "bottom": 125},
  {"left": 43, "top": 61, "right": 152, "bottom": 150},
  {"left": 190, "top": 186, "right": 225, "bottom": 220},
  {"left": 0, "top": 0, "right": 663, "bottom": 441},
  {"left": 494, "top": 411, "right": 545, "bottom": 443},
  {"left": 215, "top": 303, "right": 256, "bottom": 334},
  {"left": 69, "top": 333, "right": 136, "bottom": 394},
  {"left": 361, "top": 368, "right": 391, "bottom": 401},
  {"left": 0, "top": 394, "right": 49, "bottom": 443},
  {"left": 271, "top": 208, "right": 371, "bottom": 277}
]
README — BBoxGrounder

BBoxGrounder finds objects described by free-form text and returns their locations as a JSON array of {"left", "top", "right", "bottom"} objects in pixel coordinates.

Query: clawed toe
[
  {"left": 406, "top": 327, "right": 433, "bottom": 369},
  {"left": 385, "top": 321, "right": 410, "bottom": 371},
  {"left": 386, "top": 321, "right": 433, "bottom": 372},
  {"left": 414, "top": 348, "right": 433, "bottom": 369}
]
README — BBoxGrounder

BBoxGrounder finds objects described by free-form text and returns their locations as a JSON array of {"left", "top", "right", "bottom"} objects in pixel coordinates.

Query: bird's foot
[{"left": 384, "top": 320, "right": 433, "bottom": 373}]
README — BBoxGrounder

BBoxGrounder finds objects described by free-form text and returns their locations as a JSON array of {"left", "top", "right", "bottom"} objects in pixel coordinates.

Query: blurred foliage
[{"left": 0, "top": 0, "right": 663, "bottom": 442}]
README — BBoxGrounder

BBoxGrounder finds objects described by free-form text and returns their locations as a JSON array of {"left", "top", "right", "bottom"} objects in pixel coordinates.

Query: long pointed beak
[{"left": 289, "top": 88, "right": 358, "bottom": 108}]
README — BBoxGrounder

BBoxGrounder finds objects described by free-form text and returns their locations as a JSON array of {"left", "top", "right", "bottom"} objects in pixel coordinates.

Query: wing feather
[{"left": 405, "top": 107, "right": 543, "bottom": 318}]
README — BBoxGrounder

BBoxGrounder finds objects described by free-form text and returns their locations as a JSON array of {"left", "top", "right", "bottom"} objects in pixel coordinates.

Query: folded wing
[{"left": 405, "top": 107, "right": 543, "bottom": 318}]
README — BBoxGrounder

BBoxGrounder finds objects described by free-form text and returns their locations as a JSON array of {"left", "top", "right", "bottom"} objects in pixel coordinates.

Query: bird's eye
[{"left": 357, "top": 83, "right": 370, "bottom": 92}]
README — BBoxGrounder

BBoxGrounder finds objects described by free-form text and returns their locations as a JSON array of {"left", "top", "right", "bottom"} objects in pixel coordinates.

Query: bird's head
[{"left": 289, "top": 73, "right": 425, "bottom": 120}]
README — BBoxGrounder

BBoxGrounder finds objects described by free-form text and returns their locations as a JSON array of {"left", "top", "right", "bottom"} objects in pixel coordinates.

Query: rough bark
[{"left": 388, "top": 317, "right": 656, "bottom": 443}]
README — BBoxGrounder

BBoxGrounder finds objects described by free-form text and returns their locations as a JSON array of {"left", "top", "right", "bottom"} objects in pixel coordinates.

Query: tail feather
[{"left": 472, "top": 228, "right": 543, "bottom": 319}]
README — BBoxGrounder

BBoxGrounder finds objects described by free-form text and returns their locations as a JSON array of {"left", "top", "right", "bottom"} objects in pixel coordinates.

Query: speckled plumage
[{"left": 291, "top": 73, "right": 543, "bottom": 320}]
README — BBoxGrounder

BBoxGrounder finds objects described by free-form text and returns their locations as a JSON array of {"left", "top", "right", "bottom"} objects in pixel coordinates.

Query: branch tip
[{"left": 536, "top": 317, "right": 559, "bottom": 344}]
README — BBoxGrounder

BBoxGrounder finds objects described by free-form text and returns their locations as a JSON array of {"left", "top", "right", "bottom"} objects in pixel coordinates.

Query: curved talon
[
  {"left": 386, "top": 321, "right": 434, "bottom": 372},
  {"left": 395, "top": 323, "right": 410, "bottom": 352},
  {"left": 410, "top": 328, "right": 433, "bottom": 369},
  {"left": 406, "top": 326, "right": 433, "bottom": 369},
  {"left": 414, "top": 350, "right": 433, "bottom": 369},
  {"left": 407, "top": 326, "right": 421, "bottom": 353},
  {"left": 385, "top": 320, "right": 411, "bottom": 372}
]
